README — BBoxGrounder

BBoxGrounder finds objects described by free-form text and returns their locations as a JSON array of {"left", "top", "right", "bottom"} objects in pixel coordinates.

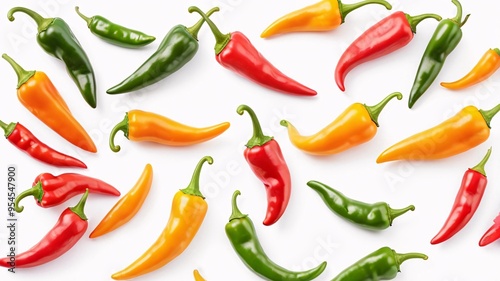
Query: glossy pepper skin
[
  {"left": 226, "top": 190, "right": 327, "bottom": 281},
  {"left": 0, "top": 190, "right": 89, "bottom": 268},
  {"left": 408, "top": 0, "right": 470, "bottom": 108},
  {"left": 90, "top": 164, "right": 153, "bottom": 238},
  {"left": 2, "top": 54, "right": 97, "bottom": 153},
  {"left": 189, "top": 6, "right": 316, "bottom": 97},
  {"left": 479, "top": 212, "right": 500, "bottom": 247},
  {"left": 14, "top": 173, "right": 120, "bottom": 213},
  {"left": 260, "top": 0, "right": 392, "bottom": 38},
  {"left": 307, "top": 181, "right": 414, "bottom": 230},
  {"left": 377, "top": 104, "right": 500, "bottom": 163},
  {"left": 193, "top": 269, "right": 206, "bottom": 281},
  {"left": 109, "top": 110, "right": 230, "bottom": 152},
  {"left": 331, "top": 246, "right": 427, "bottom": 281},
  {"left": 335, "top": 11, "right": 441, "bottom": 92},
  {"left": 8, "top": 7, "right": 97, "bottom": 108},
  {"left": 0, "top": 120, "right": 86, "bottom": 168},
  {"left": 112, "top": 157, "right": 212, "bottom": 280},
  {"left": 281, "top": 92, "right": 401, "bottom": 155},
  {"left": 237, "top": 105, "right": 291, "bottom": 226},
  {"left": 441, "top": 48, "right": 500, "bottom": 90},
  {"left": 107, "top": 7, "right": 219, "bottom": 94},
  {"left": 75, "top": 6, "right": 155, "bottom": 48},
  {"left": 431, "top": 148, "right": 491, "bottom": 245}
]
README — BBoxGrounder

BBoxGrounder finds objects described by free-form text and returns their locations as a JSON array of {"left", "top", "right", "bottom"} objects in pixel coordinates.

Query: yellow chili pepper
[
  {"left": 441, "top": 48, "right": 500, "bottom": 90},
  {"left": 111, "top": 156, "right": 212, "bottom": 280},
  {"left": 193, "top": 269, "right": 206, "bottom": 281},
  {"left": 260, "top": 0, "right": 392, "bottom": 38},
  {"left": 377, "top": 104, "right": 500, "bottom": 163},
  {"left": 89, "top": 164, "right": 153, "bottom": 239},
  {"left": 281, "top": 92, "right": 402, "bottom": 155}
]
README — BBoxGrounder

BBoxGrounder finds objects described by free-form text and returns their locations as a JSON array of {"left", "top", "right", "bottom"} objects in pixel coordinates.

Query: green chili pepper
[
  {"left": 226, "top": 190, "right": 327, "bottom": 281},
  {"left": 75, "top": 7, "right": 156, "bottom": 48},
  {"left": 307, "top": 181, "right": 414, "bottom": 230},
  {"left": 331, "top": 246, "right": 427, "bottom": 281},
  {"left": 106, "top": 7, "right": 219, "bottom": 95},
  {"left": 408, "top": 0, "right": 470, "bottom": 108},
  {"left": 8, "top": 7, "right": 97, "bottom": 108}
]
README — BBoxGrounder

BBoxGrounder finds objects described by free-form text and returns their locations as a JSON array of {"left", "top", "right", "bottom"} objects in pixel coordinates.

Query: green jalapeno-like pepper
[
  {"left": 75, "top": 7, "right": 156, "bottom": 48},
  {"left": 226, "top": 190, "right": 327, "bottom": 281},
  {"left": 8, "top": 7, "right": 97, "bottom": 109}
]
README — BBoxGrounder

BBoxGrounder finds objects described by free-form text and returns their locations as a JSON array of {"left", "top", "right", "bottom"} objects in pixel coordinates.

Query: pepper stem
[
  {"left": 229, "top": 190, "right": 248, "bottom": 221},
  {"left": 7, "top": 7, "right": 54, "bottom": 33},
  {"left": 406, "top": 13, "right": 442, "bottom": 34},
  {"left": 389, "top": 205, "right": 415, "bottom": 225},
  {"left": 493, "top": 48, "right": 500, "bottom": 56},
  {"left": 14, "top": 182, "right": 43, "bottom": 213},
  {"left": 471, "top": 147, "right": 492, "bottom": 177},
  {"left": 339, "top": 0, "right": 392, "bottom": 23},
  {"left": 75, "top": 6, "right": 92, "bottom": 27},
  {"left": 180, "top": 156, "right": 214, "bottom": 199},
  {"left": 237, "top": 105, "right": 273, "bottom": 148},
  {"left": 479, "top": 103, "right": 500, "bottom": 128},
  {"left": 450, "top": 0, "right": 463, "bottom": 23},
  {"left": 364, "top": 92, "right": 403, "bottom": 127},
  {"left": 109, "top": 113, "right": 129, "bottom": 153},
  {"left": 186, "top": 7, "right": 220, "bottom": 40},
  {"left": 0, "top": 120, "right": 17, "bottom": 138},
  {"left": 69, "top": 189, "right": 89, "bottom": 221},
  {"left": 2, "top": 54, "right": 36, "bottom": 89},
  {"left": 394, "top": 251, "right": 428, "bottom": 268},
  {"left": 188, "top": 6, "right": 231, "bottom": 55}
]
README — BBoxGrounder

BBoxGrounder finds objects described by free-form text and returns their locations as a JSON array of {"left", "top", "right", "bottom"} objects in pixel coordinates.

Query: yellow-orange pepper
[
  {"left": 441, "top": 48, "right": 500, "bottom": 90},
  {"left": 90, "top": 164, "right": 153, "bottom": 239},
  {"left": 377, "top": 104, "right": 500, "bottom": 163},
  {"left": 109, "top": 110, "right": 230, "bottom": 152},
  {"left": 281, "top": 92, "right": 402, "bottom": 155},
  {"left": 260, "top": 0, "right": 392, "bottom": 38},
  {"left": 193, "top": 269, "right": 206, "bottom": 281},
  {"left": 111, "top": 156, "right": 212, "bottom": 280}
]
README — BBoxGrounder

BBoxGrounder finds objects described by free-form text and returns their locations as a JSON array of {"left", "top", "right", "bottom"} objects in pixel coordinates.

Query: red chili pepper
[
  {"left": 0, "top": 119, "right": 86, "bottom": 168},
  {"left": 237, "top": 105, "right": 291, "bottom": 226},
  {"left": 0, "top": 190, "right": 89, "bottom": 268},
  {"left": 14, "top": 173, "right": 120, "bottom": 213},
  {"left": 479, "top": 213, "right": 500, "bottom": 247},
  {"left": 431, "top": 148, "right": 492, "bottom": 245},
  {"left": 189, "top": 6, "right": 316, "bottom": 97},
  {"left": 335, "top": 11, "right": 441, "bottom": 91}
]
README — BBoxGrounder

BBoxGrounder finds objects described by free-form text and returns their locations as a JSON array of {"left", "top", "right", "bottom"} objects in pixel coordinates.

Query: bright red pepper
[
  {"left": 479, "top": 212, "right": 500, "bottom": 247},
  {"left": 237, "top": 105, "right": 291, "bottom": 226},
  {"left": 0, "top": 190, "right": 89, "bottom": 268},
  {"left": 335, "top": 11, "right": 441, "bottom": 91},
  {"left": 14, "top": 173, "right": 120, "bottom": 213},
  {"left": 189, "top": 6, "right": 316, "bottom": 97},
  {"left": 431, "top": 148, "right": 492, "bottom": 245}
]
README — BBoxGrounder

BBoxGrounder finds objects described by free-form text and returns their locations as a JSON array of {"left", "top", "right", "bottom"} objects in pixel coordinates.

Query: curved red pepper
[
  {"left": 431, "top": 148, "right": 491, "bottom": 245},
  {"left": 335, "top": 11, "right": 441, "bottom": 91},
  {"left": 479, "top": 213, "right": 500, "bottom": 247},
  {"left": 0, "top": 190, "right": 89, "bottom": 268},
  {"left": 189, "top": 6, "right": 316, "bottom": 97},
  {"left": 237, "top": 105, "right": 291, "bottom": 226},
  {"left": 14, "top": 173, "right": 120, "bottom": 212}
]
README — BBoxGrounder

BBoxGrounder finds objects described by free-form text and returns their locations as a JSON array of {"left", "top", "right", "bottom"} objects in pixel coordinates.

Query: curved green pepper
[
  {"left": 226, "top": 190, "right": 327, "bottom": 281},
  {"left": 8, "top": 7, "right": 97, "bottom": 108}
]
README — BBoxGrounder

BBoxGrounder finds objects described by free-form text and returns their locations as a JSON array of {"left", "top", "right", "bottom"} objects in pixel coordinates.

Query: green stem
[
  {"left": 0, "top": 120, "right": 17, "bottom": 138},
  {"left": 394, "top": 251, "right": 428, "bottom": 269},
  {"left": 493, "top": 48, "right": 500, "bottom": 56},
  {"left": 180, "top": 156, "right": 214, "bottom": 199},
  {"left": 237, "top": 105, "right": 273, "bottom": 148},
  {"left": 2, "top": 54, "right": 36, "bottom": 89},
  {"left": 14, "top": 182, "right": 43, "bottom": 213},
  {"left": 339, "top": 0, "right": 392, "bottom": 23},
  {"left": 7, "top": 7, "right": 54, "bottom": 33},
  {"left": 188, "top": 6, "right": 231, "bottom": 55},
  {"left": 364, "top": 92, "right": 403, "bottom": 127},
  {"left": 75, "top": 6, "right": 92, "bottom": 27},
  {"left": 406, "top": 13, "right": 442, "bottom": 34},
  {"left": 450, "top": 0, "right": 463, "bottom": 23},
  {"left": 229, "top": 190, "right": 247, "bottom": 221},
  {"left": 69, "top": 189, "right": 89, "bottom": 220},
  {"left": 109, "top": 113, "right": 129, "bottom": 153},
  {"left": 471, "top": 147, "right": 492, "bottom": 176},
  {"left": 460, "top": 14, "right": 470, "bottom": 27},
  {"left": 186, "top": 7, "right": 220, "bottom": 40},
  {"left": 479, "top": 103, "right": 500, "bottom": 128},
  {"left": 389, "top": 205, "right": 415, "bottom": 225}
]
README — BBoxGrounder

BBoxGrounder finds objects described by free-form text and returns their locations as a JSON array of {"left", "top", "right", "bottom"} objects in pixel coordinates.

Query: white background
[{"left": 0, "top": 0, "right": 498, "bottom": 280}]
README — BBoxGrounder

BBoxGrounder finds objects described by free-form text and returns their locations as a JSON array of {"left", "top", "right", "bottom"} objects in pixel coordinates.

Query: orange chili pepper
[
  {"left": 377, "top": 104, "right": 500, "bottom": 163},
  {"left": 280, "top": 92, "right": 401, "bottom": 155},
  {"left": 2, "top": 54, "right": 96, "bottom": 153},
  {"left": 89, "top": 164, "right": 153, "bottom": 239},
  {"left": 193, "top": 269, "right": 206, "bottom": 281},
  {"left": 111, "top": 156, "right": 212, "bottom": 280},
  {"left": 109, "top": 110, "right": 230, "bottom": 152},
  {"left": 441, "top": 48, "right": 500, "bottom": 90},
  {"left": 260, "top": 0, "right": 392, "bottom": 38}
]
